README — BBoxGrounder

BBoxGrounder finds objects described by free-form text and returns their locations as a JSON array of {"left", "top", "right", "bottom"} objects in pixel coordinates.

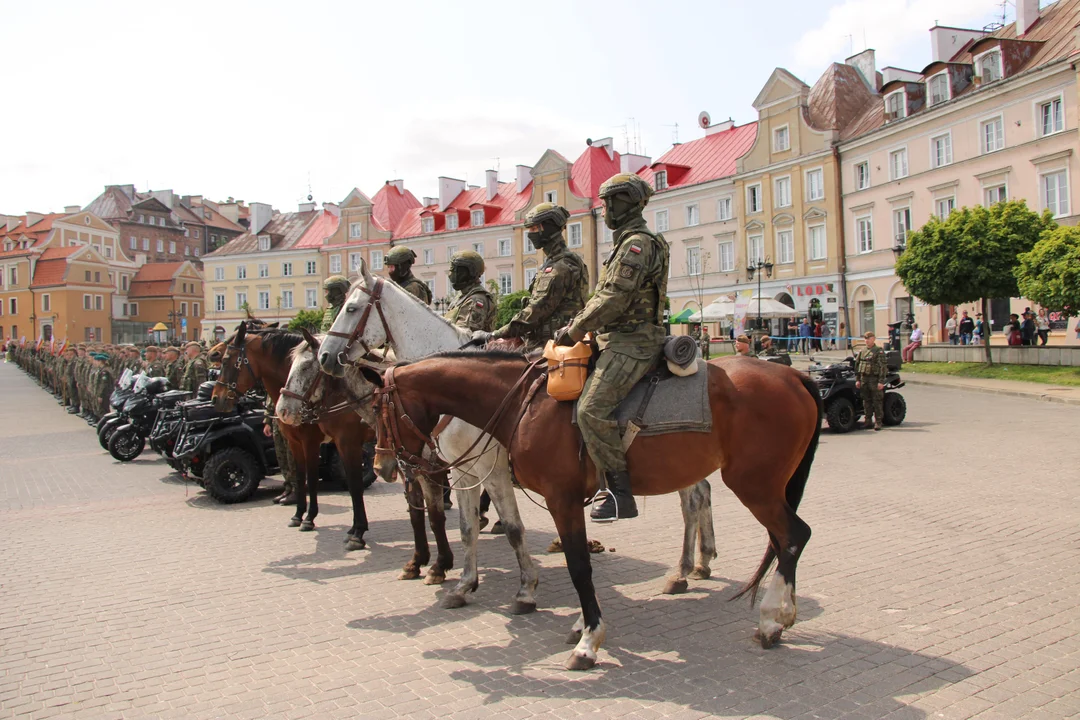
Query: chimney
[
  {"left": 438, "top": 177, "right": 467, "bottom": 210},
  {"left": 25, "top": 212, "right": 44, "bottom": 227},
  {"left": 218, "top": 202, "right": 240, "bottom": 223},
  {"left": 485, "top": 170, "right": 499, "bottom": 201},
  {"left": 250, "top": 202, "right": 273, "bottom": 234},
  {"left": 929, "top": 25, "right": 984, "bottom": 63},
  {"left": 117, "top": 184, "right": 136, "bottom": 199},
  {"left": 423, "top": 196, "right": 438, "bottom": 207},
  {"left": 845, "top": 49, "right": 878, "bottom": 91},
  {"left": 299, "top": 202, "right": 316, "bottom": 213},
  {"left": 64, "top": 205, "right": 82, "bottom": 215},
  {"left": 5, "top": 216, "right": 19, "bottom": 231},
  {"left": 150, "top": 189, "right": 177, "bottom": 208},
  {"left": 589, "top": 137, "right": 615, "bottom": 160},
  {"left": 323, "top": 202, "right": 340, "bottom": 217},
  {"left": 1017, "top": 0, "right": 1040, "bottom": 35},
  {"left": 387, "top": 179, "right": 405, "bottom": 192},
  {"left": 705, "top": 119, "right": 734, "bottom": 135},
  {"left": 516, "top": 165, "right": 533, "bottom": 193},
  {"left": 620, "top": 153, "right": 651, "bottom": 174}
]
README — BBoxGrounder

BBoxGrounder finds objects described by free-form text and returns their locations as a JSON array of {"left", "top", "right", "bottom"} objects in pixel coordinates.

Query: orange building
[
  {"left": 0, "top": 213, "right": 65, "bottom": 343},
  {"left": 128, "top": 262, "right": 205, "bottom": 342},
  {"left": 30, "top": 246, "right": 115, "bottom": 343}
]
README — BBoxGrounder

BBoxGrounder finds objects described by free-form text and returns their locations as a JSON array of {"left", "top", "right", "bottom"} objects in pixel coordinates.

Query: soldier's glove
[
  {"left": 554, "top": 325, "right": 584, "bottom": 347},
  {"left": 470, "top": 330, "right": 493, "bottom": 344}
]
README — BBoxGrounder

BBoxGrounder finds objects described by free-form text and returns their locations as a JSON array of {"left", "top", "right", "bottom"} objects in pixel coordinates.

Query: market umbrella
[{"left": 689, "top": 298, "right": 735, "bottom": 323}]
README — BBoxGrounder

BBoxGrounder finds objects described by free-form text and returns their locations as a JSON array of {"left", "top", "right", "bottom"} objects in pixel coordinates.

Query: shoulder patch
[
  {"left": 629, "top": 245, "right": 642, "bottom": 254},
  {"left": 544, "top": 267, "right": 553, "bottom": 273},
  {"left": 475, "top": 301, "right": 484, "bottom": 308}
]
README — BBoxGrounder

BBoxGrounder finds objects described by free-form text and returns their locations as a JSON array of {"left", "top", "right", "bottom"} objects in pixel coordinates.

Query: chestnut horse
[{"left": 354, "top": 351, "right": 821, "bottom": 670}]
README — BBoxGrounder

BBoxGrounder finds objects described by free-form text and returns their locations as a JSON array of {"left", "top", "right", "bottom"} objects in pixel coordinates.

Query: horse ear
[
  {"left": 236, "top": 321, "right": 247, "bottom": 343},
  {"left": 359, "top": 256, "right": 374, "bottom": 288},
  {"left": 359, "top": 365, "right": 383, "bottom": 387},
  {"left": 301, "top": 327, "right": 320, "bottom": 352}
]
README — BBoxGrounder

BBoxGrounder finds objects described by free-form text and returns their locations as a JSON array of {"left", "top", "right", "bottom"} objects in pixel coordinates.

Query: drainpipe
[{"left": 832, "top": 145, "right": 852, "bottom": 349}]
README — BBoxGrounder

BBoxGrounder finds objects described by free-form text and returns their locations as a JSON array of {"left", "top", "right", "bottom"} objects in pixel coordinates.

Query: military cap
[
  {"left": 863, "top": 331, "right": 876, "bottom": 339},
  {"left": 449, "top": 249, "right": 485, "bottom": 276},
  {"left": 598, "top": 173, "right": 654, "bottom": 205},
  {"left": 524, "top": 203, "right": 571, "bottom": 229},
  {"left": 163, "top": 346, "right": 181, "bottom": 356},
  {"left": 323, "top": 275, "right": 350, "bottom": 290},
  {"left": 735, "top": 334, "right": 750, "bottom": 344},
  {"left": 385, "top": 246, "right": 417, "bottom": 265},
  {"left": 91, "top": 353, "right": 109, "bottom": 362},
  {"left": 184, "top": 341, "right": 203, "bottom": 350},
  {"left": 145, "top": 345, "right": 160, "bottom": 353}
]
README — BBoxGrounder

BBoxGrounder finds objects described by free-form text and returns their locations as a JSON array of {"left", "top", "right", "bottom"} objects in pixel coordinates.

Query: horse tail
[{"left": 732, "top": 372, "right": 823, "bottom": 605}]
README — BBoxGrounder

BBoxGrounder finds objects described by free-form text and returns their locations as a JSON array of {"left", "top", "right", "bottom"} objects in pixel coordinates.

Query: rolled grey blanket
[{"left": 664, "top": 335, "right": 698, "bottom": 369}]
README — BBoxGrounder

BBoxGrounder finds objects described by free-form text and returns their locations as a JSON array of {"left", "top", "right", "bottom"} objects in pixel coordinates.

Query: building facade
[
  {"left": 0, "top": 213, "right": 63, "bottom": 343},
  {"left": 127, "top": 261, "right": 205, "bottom": 342},
  {"left": 29, "top": 245, "right": 115, "bottom": 343}
]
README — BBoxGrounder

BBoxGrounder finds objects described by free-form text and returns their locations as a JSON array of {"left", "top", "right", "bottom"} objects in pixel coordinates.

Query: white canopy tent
[
  {"left": 688, "top": 298, "right": 734, "bottom": 323},
  {"left": 688, "top": 296, "right": 794, "bottom": 322}
]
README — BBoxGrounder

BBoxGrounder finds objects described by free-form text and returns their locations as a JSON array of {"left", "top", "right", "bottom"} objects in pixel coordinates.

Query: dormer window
[
  {"left": 928, "top": 73, "right": 949, "bottom": 106},
  {"left": 421, "top": 217, "right": 434, "bottom": 233},
  {"left": 773, "top": 126, "right": 790, "bottom": 152},
  {"left": 977, "top": 50, "right": 1002, "bottom": 83},
  {"left": 654, "top": 171, "right": 668, "bottom": 191},
  {"left": 2, "top": 241, "right": 11, "bottom": 251},
  {"left": 258, "top": 235, "right": 270, "bottom": 251},
  {"left": 885, "top": 91, "right": 905, "bottom": 121},
  {"left": 471, "top": 209, "right": 484, "bottom": 227},
  {"left": 445, "top": 213, "right": 459, "bottom": 230}
]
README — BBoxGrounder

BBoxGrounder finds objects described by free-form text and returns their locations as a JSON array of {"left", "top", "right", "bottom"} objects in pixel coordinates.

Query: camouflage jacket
[
  {"left": 445, "top": 283, "right": 497, "bottom": 333},
  {"left": 855, "top": 345, "right": 887, "bottom": 383},
  {"left": 495, "top": 243, "right": 588, "bottom": 349},
  {"left": 180, "top": 356, "right": 208, "bottom": 392},
  {"left": 396, "top": 275, "right": 432, "bottom": 306},
  {"left": 320, "top": 304, "right": 343, "bottom": 333}
]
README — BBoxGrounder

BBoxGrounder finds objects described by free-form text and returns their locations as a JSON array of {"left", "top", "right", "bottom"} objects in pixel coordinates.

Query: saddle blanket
[{"left": 573, "top": 359, "right": 712, "bottom": 437}]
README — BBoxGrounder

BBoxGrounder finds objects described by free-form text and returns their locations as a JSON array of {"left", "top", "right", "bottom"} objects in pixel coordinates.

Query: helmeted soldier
[
  {"left": 385, "top": 246, "right": 432, "bottom": 305},
  {"left": 163, "top": 346, "right": 184, "bottom": 389},
  {"left": 180, "top": 341, "right": 208, "bottom": 391},
  {"left": 854, "top": 331, "right": 887, "bottom": 430},
  {"left": 320, "top": 275, "right": 350, "bottom": 333},
  {"left": 444, "top": 250, "right": 497, "bottom": 332},
  {"left": 488, "top": 203, "right": 588, "bottom": 351},
  {"left": 556, "top": 173, "right": 669, "bottom": 523}
]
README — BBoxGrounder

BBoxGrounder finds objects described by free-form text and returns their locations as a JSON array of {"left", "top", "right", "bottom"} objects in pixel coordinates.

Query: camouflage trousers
[
  {"left": 577, "top": 349, "right": 660, "bottom": 473},
  {"left": 860, "top": 383, "right": 884, "bottom": 426},
  {"left": 271, "top": 421, "right": 297, "bottom": 492}
]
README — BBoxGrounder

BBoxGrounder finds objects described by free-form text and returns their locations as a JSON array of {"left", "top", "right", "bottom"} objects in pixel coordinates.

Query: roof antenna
[
  {"left": 491, "top": 157, "right": 500, "bottom": 174},
  {"left": 663, "top": 122, "right": 680, "bottom": 144}
]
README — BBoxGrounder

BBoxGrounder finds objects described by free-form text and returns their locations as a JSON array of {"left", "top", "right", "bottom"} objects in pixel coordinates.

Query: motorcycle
[
  {"left": 97, "top": 370, "right": 138, "bottom": 449},
  {"left": 107, "top": 374, "right": 171, "bottom": 462}
]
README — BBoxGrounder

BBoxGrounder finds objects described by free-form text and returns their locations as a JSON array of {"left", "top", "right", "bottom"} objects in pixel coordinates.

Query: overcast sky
[{"left": 2, "top": 0, "right": 1021, "bottom": 214}]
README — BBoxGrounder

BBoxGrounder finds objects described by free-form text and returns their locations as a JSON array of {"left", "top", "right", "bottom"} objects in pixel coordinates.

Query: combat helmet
[
  {"left": 385, "top": 246, "right": 417, "bottom": 266},
  {"left": 323, "top": 275, "right": 350, "bottom": 291},
  {"left": 449, "top": 249, "right": 485, "bottom": 278},
  {"left": 598, "top": 173, "right": 654, "bottom": 205},
  {"left": 524, "top": 203, "right": 571, "bottom": 229}
]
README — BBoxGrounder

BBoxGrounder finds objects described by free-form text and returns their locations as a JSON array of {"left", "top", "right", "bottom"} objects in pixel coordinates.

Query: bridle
[
  {"left": 215, "top": 332, "right": 260, "bottom": 403},
  {"left": 279, "top": 347, "right": 379, "bottom": 425},
  {"left": 324, "top": 277, "right": 397, "bottom": 368}
]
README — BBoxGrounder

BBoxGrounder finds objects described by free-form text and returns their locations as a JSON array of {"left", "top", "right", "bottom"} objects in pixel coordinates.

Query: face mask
[
  {"left": 604, "top": 194, "right": 639, "bottom": 230},
  {"left": 388, "top": 264, "right": 408, "bottom": 282},
  {"left": 449, "top": 266, "right": 472, "bottom": 291},
  {"left": 527, "top": 230, "right": 549, "bottom": 249},
  {"left": 326, "top": 289, "right": 345, "bottom": 306}
]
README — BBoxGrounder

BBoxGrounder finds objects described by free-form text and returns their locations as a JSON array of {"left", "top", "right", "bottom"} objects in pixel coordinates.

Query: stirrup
[{"left": 589, "top": 488, "right": 618, "bottom": 523}]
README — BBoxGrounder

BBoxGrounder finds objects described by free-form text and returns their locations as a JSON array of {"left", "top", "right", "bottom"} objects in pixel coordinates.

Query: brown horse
[
  {"left": 355, "top": 351, "right": 822, "bottom": 670},
  {"left": 211, "top": 322, "right": 453, "bottom": 581}
]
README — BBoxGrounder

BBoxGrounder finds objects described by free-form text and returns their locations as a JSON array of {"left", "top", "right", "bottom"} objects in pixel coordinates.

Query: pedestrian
[
  {"left": 973, "top": 313, "right": 986, "bottom": 344},
  {"left": 1005, "top": 314, "right": 1023, "bottom": 345},
  {"left": 699, "top": 327, "right": 710, "bottom": 360},
  {"left": 958, "top": 311, "right": 975, "bottom": 346},
  {"left": 946, "top": 312, "right": 959, "bottom": 345},
  {"left": 1020, "top": 311, "right": 1036, "bottom": 346},
  {"left": 734, "top": 334, "right": 752, "bottom": 357},
  {"left": 786, "top": 318, "right": 798, "bottom": 351},
  {"left": 821, "top": 320, "right": 834, "bottom": 350},
  {"left": 838, "top": 322, "right": 848, "bottom": 350},
  {"left": 902, "top": 323, "right": 924, "bottom": 363},
  {"left": 1035, "top": 308, "right": 1050, "bottom": 346},
  {"left": 854, "top": 332, "right": 887, "bottom": 431},
  {"left": 812, "top": 320, "right": 823, "bottom": 352},
  {"left": 798, "top": 318, "right": 813, "bottom": 355}
]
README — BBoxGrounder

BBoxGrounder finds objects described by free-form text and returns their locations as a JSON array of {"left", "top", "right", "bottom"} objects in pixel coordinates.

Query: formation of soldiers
[{"left": 4, "top": 337, "right": 212, "bottom": 426}]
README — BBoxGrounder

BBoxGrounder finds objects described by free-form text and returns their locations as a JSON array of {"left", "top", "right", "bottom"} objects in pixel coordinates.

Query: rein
[
  {"left": 324, "top": 277, "right": 397, "bottom": 369},
  {"left": 215, "top": 334, "right": 260, "bottom": 402}
]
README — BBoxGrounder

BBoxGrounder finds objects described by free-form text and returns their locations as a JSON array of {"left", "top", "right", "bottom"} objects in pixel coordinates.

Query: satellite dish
[
  {"left": 698, "top": 111, "right": 711, "bottom": 129},
  {"left": 307, "top": 194, "right": 313, "bottom": 202}
]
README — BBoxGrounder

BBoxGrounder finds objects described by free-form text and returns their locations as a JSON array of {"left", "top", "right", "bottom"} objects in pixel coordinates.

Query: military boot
[{"left": 590, "top": 470, "right": 638, "bottom": 522}]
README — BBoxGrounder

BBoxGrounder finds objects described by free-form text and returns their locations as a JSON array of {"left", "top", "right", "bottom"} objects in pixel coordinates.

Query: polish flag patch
[
  {"left": 629, "top": 244, "right": 642, "bottom": 254},
  {"left": 544, "top": 267, "right": 553, "bottom": 273},
  {"left": 475, "top": 301, "right": 484, "bottom": 308}
]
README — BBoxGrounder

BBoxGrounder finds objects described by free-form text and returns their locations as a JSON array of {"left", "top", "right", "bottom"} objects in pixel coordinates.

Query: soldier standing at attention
[
  {"left": 444, "top": 251, "right": 496, "bottom": 332},
  {"left": 556, "top": 174, "right": 668, "bottom": 523},
  {"left": 386, "top": 246, "right": 432, "bottom": 305},
  {"left": 319, "top": 276, "right": 350, "bottom": 333},
  {"left": 143, "top": 346, "right": 166, "bottom": 377},
  {"left": 855, "top": 331, "right": 887, "bottom": 431},
  {"left": 180, "top": 341, "right": 208, "bottom": 392},
  {"left": 699, "top": 327, "right": 711, "bottom": 360},
  {"left": 163, "top": 346, "right": 184, "bottom": 389},
  {"left": 488, "top": 204, "right": 588, "bottom": 350}
]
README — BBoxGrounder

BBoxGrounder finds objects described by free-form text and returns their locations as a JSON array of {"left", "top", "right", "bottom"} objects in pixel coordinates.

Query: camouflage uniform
[
  {"left": 855, "top": 340, "right": 887, "bottom": 429},
  {"left": 265, "top": 394, "right": 297, "bottom": 497},
  {"left": 493, "top": 203, "right": 588, "bottom": 350},
  {"left": 164, "top": 352, "right": 184, "bottom": 389},
  {"left": 386, "top": 246, "right": 433, "bottom": 305},
  {"left": 180, "top": 350, "right": 208, "bottom": 392},
  {"left": 319, "top": 275, "right": 350, "bottom": 333}
]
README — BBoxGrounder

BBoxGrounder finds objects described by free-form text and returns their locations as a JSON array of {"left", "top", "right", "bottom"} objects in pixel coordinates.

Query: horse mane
[
  {"left": 257, "top": 328, "right": 306, "bottom": 364},
  {"left": 429, "top": 349, "right": 528, "bottom": 363}
]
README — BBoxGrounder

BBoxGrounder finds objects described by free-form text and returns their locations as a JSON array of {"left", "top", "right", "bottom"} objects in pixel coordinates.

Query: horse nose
[{"left": 319, "top": 350, "right": 331, "bottom": 368}]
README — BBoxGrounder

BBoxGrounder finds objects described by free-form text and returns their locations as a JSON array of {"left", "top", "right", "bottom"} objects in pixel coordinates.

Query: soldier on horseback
[
  {"left": 320, "top": 275, "right": 351, "bottom": 333},
  {"left": 555, "top": 173, "right": 669, "bottom": 523},
  {"left": 444, "top": 250, "right": 496, "bottom": 332},
  {"left": 386, "top": 246, "right": 432, "bottom": 305}
]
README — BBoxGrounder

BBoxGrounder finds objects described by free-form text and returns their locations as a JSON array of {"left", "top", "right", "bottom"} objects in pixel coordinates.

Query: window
[
  {"left": 142, "top": 238, "right": 150, "bottom": 251},
  {"left": 349, "top": 222, "right": 362, "bottom": 238},
  {"left": 687, "top": 247, "right": 702, "bottom": 276},
  {"left": 856, "top": 217, "right": 873, "bottom": 253},
  {"left": 425, "top": 279, "right": 435, "bottom": 297},
  {"left": 104, "top": 246, "right": 113, "bottom": 259},
  {"left": 193, "top": 247, "right": 200, "bottom": 257},
  {"left": 185, "top": 247, "right": 190, "bottom": 256},
  {"left": 421, "top": 217, "right": 434, "bottom": 233},
  {"left": 655, "top": 209, "right": 669, "bottom": 232},
  {"left": 981, "top": 117, "right": 1004, "bottom": 153},
  {"left": 808, "top": 225, "right": 827, "bottom": 261},
  {"left": 94, "top": 271, "right": 101, "bottom": 283},
  {"left": 215, "top": 294, "right": 225, "bottom": 312},
  {"left": 121, "top": 275, "right": 128, "bottom": 291},
  {"left": 423, "top": 249, "right": 434, "bottom": 265},
  {"left": 156, "top": 239, "right": 164, "bottom": 253},
  {"left": 85, "top": 270, "right": 92, "bottom": 282},
  {"left": 893, "top": 207, "right": 912, "bottom": 243},
  {"left": 258, "top": 263, "right": 269, "bottom": 278},
  {"left": 935, "top": 197, "right": 955, "bottom": 219},
  {"left": 138, "top": 214, "right": 144, "bottom": 223},
  {"left": 931, "top": 133, "right": 952, "bottom": 168},
  {"left": 978, "top": 50, "right": 1001, "bottom": 83},
  {"left": 524, "top": 233, "right": 536, "bottom": 253},
  {"left": 94, "top": 295, "right": 103, "bottom": 311},
  {"left": 774, "top": 178, "right": 791, "bottom": 208},
  {"left": 184, "top": 227, "right": 190, "bottom": 237},
  {"left": 41, "top": 294, "right": 50, "bottom": 312},
  {"left": 282, "top": 262, "right": 292, "bottom": 277},
  {"left": 282, "top": 290, "right": 293, "bottom": 309},
  {"left": 349, "top": 252, "right": 361, "bottom": 271},
  {"left": 193, "top": 302, "right": 199, "bottom": 318},
  {"left": 776, "top": 230, "right": 794, "bottom": 264},
  {"left": 9, "top": 267, "right": 17, "bottom": 286},
  {"left": 446, "top": 245, "right": 457, "bottom": 261},
  {"left": 306, "top": 260, "right": 317, "bottom": 275},
  {"left": 130, "top": 302, "right": 138, "bottom": 316},
  {"left": 885, "top": 91, "right": 905, "bottom": 120},
  {"left": 773, "top": 125, "right": 789, "bottom": 152},
  {"left": 236, "top": 292, "right": 247, "bottom": 310},
  {"left": 258, "top": 292, "right": 270, "bottom": 310},
  {"left": 716, "top": 197, "right": 732, "bottom": 221},
  {"left": 496, "top": 238, "right": 511, "bottom": 257},
  {"left": 210, "top": 235, "right": 217, "bottom": 246},
  {"left": 568, "top": 223, "right": 583, "bottom": 248},
  {"left": 471, "top": 210, "right": 484, "bottom": 227},
  {"left": 1040, "top": 98, "right": 1064, "bottom": 136},
  {"left": 685, "top": 204, "right": 700, "bottom": 226},
  {"left": 499, "top": 272, "right": 512, "bottom": 295},
  {"left": 472, "top": 242, "right": 483, "bottom": 256},
  {"left": 236, "top": 265, "right": 247, "bottom": 280},
  {"left": 180, "top": 302, "right": 187, "bottom": 316},
  {"left": 445, "top": 213, "right": 458, "bottom": 230},
  {"left": 718, "top": 240, "right": 734, "bottom": 272},
  {"left": 306, "top": 289, "right": 317, "bottom": 308},
  {"left": 928, "top": 74, "right": 949, "bottom": 106},
  {"left": 129, "top": 236, "right": 137, "bottom": 250},
  {"left": 193, "top": 229, "right": 200, "bottom": 239},
  {"left": 984, "top": 184, "right": 1007, "bottom": 206},
  {"left": 654, "top": 171, "right": 668, "bottom": 191},
  {"left": 1041, "top": 170, "right": 1069, "bottom": 217},
  {"left": 258, "top": 235, "right": 270, "bottom": 251},
  {"left": 544, "top": 190, "right": 557, "bottom": 204},
  {"left": 8, "top": 298, "right": 15, "bottom": 315},
  {"left": 524, "top": 267, "right": 538, "bottom": 287},
  {"left": 806, "top": 169, "right": 824, "bottom": 201},
  {"left": 370, "top": 250, "right": 383, "bottom": 270},
  {"left": 748, "top": 234, "right": 764, "bottom": 264},
  {"left": 747, "top": 184, "right": 762, "bottom": 213},
  {"left": 329, "top": 255, "right": 341, "bottom": 274},
  {"left": 169, "top": 241, "right": 176, "bottom": 254},
  {"left": 889, "top": 149, "right": 908, "bottom": 180}
]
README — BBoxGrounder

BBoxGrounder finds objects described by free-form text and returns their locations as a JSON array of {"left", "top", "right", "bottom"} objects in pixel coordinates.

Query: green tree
[
  {"left": 895, "top": 200, "right": 1053, "bottom": 364},
  {"left": 287, "top": 308, "right": 325, "bottom": 333},
  {"left": 496, "top": 290, "right": 530, "bottom": 327},
  {"left": 1015, "top": 225, "right": 1080, "bottom": 322}
]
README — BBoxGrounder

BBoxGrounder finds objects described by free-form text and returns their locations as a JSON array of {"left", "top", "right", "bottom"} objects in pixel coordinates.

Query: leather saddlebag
[{"left": 542, "top": 339, "right": 594, "bottom": 402}]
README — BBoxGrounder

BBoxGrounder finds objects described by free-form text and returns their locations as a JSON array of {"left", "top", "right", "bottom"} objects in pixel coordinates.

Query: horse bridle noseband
[
  {"left": 324, "top": 277, "right": 397, "bottom": 368},
  {"left": 279, "top": 348, "right": 379, "bottom": 425},
  {"left": 215, "top": 333, "right": 259, "bottom": 402}
]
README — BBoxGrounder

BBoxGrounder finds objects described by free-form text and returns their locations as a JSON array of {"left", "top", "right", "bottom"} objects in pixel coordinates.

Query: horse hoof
[
  {"left": 662, "top": 578, "right": 689, "bottom": 595},
  {"left": 287, "top": 517, "right": 302, "bottom": 528},
  {"left": 400, "top": 566, "right": 421, "bottom": 581},
  {"left": 345, "top": 538, "right": 366, "bottom": 552},
  {"left": 689, "top": 566, "right": 712, "bottom": 580},
  {"left": 565, "top": 629, "right": 582, "bottom": 645},
  {"left": 755, "top": 626, "right": 784, "bottom": 649},
  {"left": 343, "top": 534, "right": 355, "bottom": 544},
  {"left": 441, "top": 593, "right": 467, "bottom": 609},
  {"left": 424, "top": 572, "right": 446, "bottom": 586},
  {"left": 564, "top": 652, "right": 596, "bottom": 671},
  {"left": 510, "top": 600, "right": 537, "bottom": 616},
  {"left": 299, "top": 520, "right": 315, "bottom": 532}
]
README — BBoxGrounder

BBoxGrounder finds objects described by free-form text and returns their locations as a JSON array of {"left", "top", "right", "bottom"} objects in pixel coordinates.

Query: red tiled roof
[
  {"left": 132, "top": 262, "right": 183, "bottom": 282},
  {"left": 569, "top": 145, "right": 622, "bottom": 206},
  {"left": 295, "top": 209, "right": 340, "bottom": 249},
  {"left": 38, "top": 246, "right": 82, "bottom": 261},
  {"left": 31, "top": 259, "right": 69, "bottom": 288},
  {"left": 371, "top": 183, "right": 422, "bottom": 233},
  {"left": 0, "top": 213, "right": 64, "bottom": 245},
  {"left": 394, "top": 181, "right": 532, "bottom": 239},
  {"left": 638, "top": 123, "right": 758, "bottom": 190},
  {"left": 128, "top": 280, "right": 174, "bottom": 298}
]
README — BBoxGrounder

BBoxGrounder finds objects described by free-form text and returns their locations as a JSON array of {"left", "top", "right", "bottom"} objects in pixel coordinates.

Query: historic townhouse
[
  {"left": 0, "top": 213, "right": 64, "bottom": 343},
  {"left": 201, "top": 203, "right": 339, "bottom": 339},
  {"left": 322, "top": 181, "right": 420, "bottom": 287},
  {"left": 838, "top": 0, "right": 1079, "bottom": 340},
  {"left": 85, "top": 186, "right": 197, "bottom": 264},
  {"left": 128, "top": 261, "right": 205, "bottom": 342},
  {"left": 29, "top": 245, "right": 115, "bottom": 343},
  {"left": 174, "top": 195, "right": 246, "bottom": 254}
]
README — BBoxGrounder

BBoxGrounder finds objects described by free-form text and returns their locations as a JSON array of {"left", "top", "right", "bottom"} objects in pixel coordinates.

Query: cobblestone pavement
[{"left": 2, "top": 362, "right": 1079, "bottom": 720}]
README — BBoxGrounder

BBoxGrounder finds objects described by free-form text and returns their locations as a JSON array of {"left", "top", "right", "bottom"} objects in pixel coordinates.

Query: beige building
[{"left": 128, "top": 262, "right": 205, "bottom": 342}]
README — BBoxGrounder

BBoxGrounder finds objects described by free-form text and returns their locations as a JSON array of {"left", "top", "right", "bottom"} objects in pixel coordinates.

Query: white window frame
[
  {"left": 421, "top": 217, "right": 435, "bottom": 233},
  {"left": 281, "top": 290, "right": 293, "bottom": 310},
  {"left": 306, "top": 288, "right": 318, "bottom": 308},
  {"left": 445, "top": 213, "right": 459, "bottom": 231},
  {"left": 258, "top": 235, "right": 270, "bottom": 251},
  {"left": 928, "top": 72, "right": 950, "bottom": 106},
  {"left": 41, "top": 293, "right": 50, "bottom": 312},
  {"left": 746, "top": 184, "right": 763, "bottom": 214},
  {"left": 686, "top": 246, "right": 702, "bottom": 276},
  {"left": 984, "top": 183, "right": 1008, "bottom": 207},
  {"left": 1036, "top": 94, "right": 1065, "bottom": 137},
  {"left": 349, "top": 222, "right": 362, "bottom": 238},
  {"left": 471, "top": 242, "right": 483, "bottom": 256},
  {"left": 236, "top": 265, "right": 247, "bottom": 280},
  {"left": 306, "top": 260, "right": 317, "bottom": 275},
  {"left": 773, "top": 124, "right": 790, "bottom": 152},
  {"left": 498, "top": 237, "right": 513, "bottom": 256},
  {"left": 349, "top": 252, "right": 361, "bottom": 271},
  {"left": 543, "top": 190, "right": 558, "bottom": 204},
  {"left": 282, "top": 262, "right": 292, "bottom": 277},
  {"left": 329, "top": 254, "right": 341, "bottom": 274},
  {"left": 930, "top": 132, "right": 953, "bottom": 169},
  {"left": 524, "top": 267, "right": 538, "bottom": 287},
  {"left": 142, "top": 238, "right": 149, "bottom": 251},
  {"left": 423, "top": 248, "right": 434, "bottom": 265},
  {"left": 935, "top": 196, "right": 956, "bottom": 219},
  {"left": 168, "top": 241, "right": 176, "bottom": 254},
  {"left": 805, "top": 168, "right": 824, "bottom": 202},
  {"left": 129, "top": 236, "right": 137, "bottom": 250},
  {"left": 776, "top": 229, "right": 794, "bottom": 265},
  {"left": 717, "top": 239, "right": 734, "bottom": 272},
  {"left": 716, "top": 196, "right": 732, "bottom": 221},
  {"left": 975, "top": 49, "right": 1002, "bottom": 83},
  {"left": 370, "top": 250, "right": 384, "bottom": 270},
  {"left": 856, "top": 216, "right": 874, "bottom": 254},
  {"left": 807, "top": 224, "right": 827, "bottom": 261},
  {"left": 655, "top": 209, "right": 669, "bottom": 232},
  {"left": 215, "top": 293, "right": 226, "bottom": 312},
  {"left": 1039, "top": 169, "right": 1070, "bottom": 218},
  {"left": 893, "top": 207, "right": 912, "bottom": 243},
  {"left": 446, "top": 245, "right": 457, "bottom": 262},
  {"left": 774, "top": 176, "right": 792, "bottom": 208},
  {"left": 257, "top": 291, "right": 270, "bottom": 311},
  {"left": 193, "top": 229, "right": 200, "bottom": 239},
  {"left": 214, "top": 267, "right": 224, "bottom": 281},
  {"left": 258, "top": 263, "right": 269, "bottom": 279},
  {"left": 885, "top": 91, "right": 905, "bottom": 121},
  {"left": 889, "top": 148, "right": 909, "bottom": 180},
  {"left": 156, "top": 239, "right": 164, "bottom": 253},
  {"left": 685, "top": 204, "right": 700, "bottom": 227},
  {"left": 498, "top": 271, "right": 513, "bottom": 295},
  {"left": 748, "top": 234, "right": 764, "bottom": 264},
  {"left": 235, "top": 292, "right": 247, "bottom": 310},
  {"left": 654, "top": 170, "right": 668, "bottom": 191},
  {"left": 980, "top": 114, "right": 1005, "bottom": 154},
  {"left": 471, "top": 209, "right": 484, "bottom": 227}
]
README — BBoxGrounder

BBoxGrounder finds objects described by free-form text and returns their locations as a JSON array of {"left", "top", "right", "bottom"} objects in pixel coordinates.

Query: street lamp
[
  {"left": 745, "top": 257, "right": 774, "bottom": 331},
  {"left": 891, "top": 238, "right": 907, "bottom": 259}
]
